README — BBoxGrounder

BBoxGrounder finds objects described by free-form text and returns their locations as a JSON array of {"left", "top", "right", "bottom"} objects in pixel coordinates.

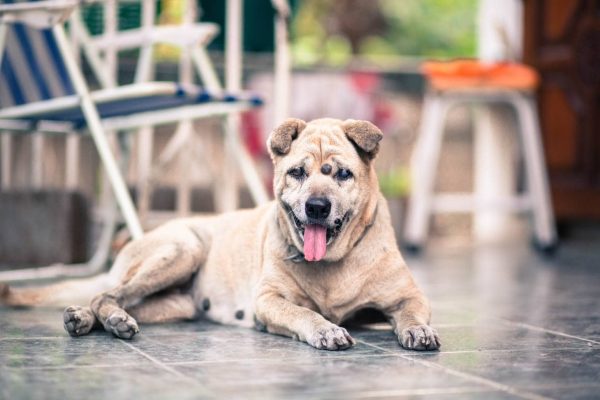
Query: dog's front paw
[
  {"left": 307, "top": 324, "right": 356, "bottom": 351},
  {"left": 399, "top": 325, "right": 440, "bottom": 351}
]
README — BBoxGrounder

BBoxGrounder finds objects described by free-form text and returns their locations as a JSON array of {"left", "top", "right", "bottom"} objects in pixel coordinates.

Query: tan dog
[{"left": 0, "top": 118, "right": 440, "bottom": 351}]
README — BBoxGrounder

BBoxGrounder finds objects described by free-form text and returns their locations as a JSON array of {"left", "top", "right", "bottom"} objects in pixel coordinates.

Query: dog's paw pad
[
  {"left": 105, "top": 310, "right": 139, "bottom": 339},
  {"left": 400, "top": 325, "right": 440, "bottom": 351},
  {"left": 63, "top": 306, "right": 95, "bottom": 337},
  {"left": 308, "top": 325, "right": 356, "bottom": 351}
]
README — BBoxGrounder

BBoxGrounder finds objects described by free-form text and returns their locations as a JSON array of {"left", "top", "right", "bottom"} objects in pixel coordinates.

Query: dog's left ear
[
  {"left": 267, "top": 118, "right": 307, "bottom": 159},
  {"left": 342, "top": 119, "right": 383, "bottom": 160}
]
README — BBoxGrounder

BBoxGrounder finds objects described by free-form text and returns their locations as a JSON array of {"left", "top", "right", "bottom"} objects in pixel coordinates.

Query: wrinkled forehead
[{"left": 288, "top": 123, "right": 357, "bottom": 163}]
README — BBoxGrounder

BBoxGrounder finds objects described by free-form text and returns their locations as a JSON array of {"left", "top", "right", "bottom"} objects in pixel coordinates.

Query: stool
[{"left": 404, "top": 70, "right": 558, "bottom": 253}]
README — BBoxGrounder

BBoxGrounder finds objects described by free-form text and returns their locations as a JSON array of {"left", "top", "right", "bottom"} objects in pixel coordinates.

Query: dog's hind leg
[
  {"left": 127, "top": 292, "right": 197, "bottom": 324},
  {"left": 63, "top": 305, "right": 99, "bottom": 337},
  {"left": 91, "top": 232, "right": 206, "bottom": 339}
]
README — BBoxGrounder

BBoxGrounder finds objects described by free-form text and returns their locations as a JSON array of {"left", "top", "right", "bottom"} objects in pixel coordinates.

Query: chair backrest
[{"left": 0, "top": 0, "right": 74, "bottom": 108}]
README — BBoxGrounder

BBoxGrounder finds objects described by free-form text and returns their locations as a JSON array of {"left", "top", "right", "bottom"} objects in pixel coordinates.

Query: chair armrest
[
  {"left": 90, "top": 23, "right": 220, "bottom": 51},
  {"left": 0, "top": 0, "right": 78, "bottom": 28}
]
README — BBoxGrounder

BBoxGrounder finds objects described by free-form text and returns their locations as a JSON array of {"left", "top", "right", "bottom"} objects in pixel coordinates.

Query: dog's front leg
[
  {"left": 385, "top": 293, "right": 441, "bottom": 351},
  {"left": 255, "top": 291, "right": 355, "bottom": 351}
]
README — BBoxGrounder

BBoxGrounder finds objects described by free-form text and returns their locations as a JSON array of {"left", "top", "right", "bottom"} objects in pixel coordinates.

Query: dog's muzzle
[{"left": 284, "top": 201, "right": 350, "bottom": 262}]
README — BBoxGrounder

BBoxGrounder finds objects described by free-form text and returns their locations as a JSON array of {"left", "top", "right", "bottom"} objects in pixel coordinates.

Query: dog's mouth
[{"left": 284, "top": 204, "right": 348, "bottom": 262}]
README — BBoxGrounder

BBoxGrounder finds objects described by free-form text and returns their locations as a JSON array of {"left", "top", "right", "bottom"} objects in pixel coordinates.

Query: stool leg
[
  {"left": 513, "top": 94, "right": 557, "bottom": 249},
  {"left": 404, "top": 94, "right": 449, "bottom": 249}
]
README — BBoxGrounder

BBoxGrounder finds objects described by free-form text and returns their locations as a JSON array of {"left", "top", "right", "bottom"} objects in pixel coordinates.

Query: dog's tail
[{"left": 0, "top": 273, "right": 114, "bottom": 308}]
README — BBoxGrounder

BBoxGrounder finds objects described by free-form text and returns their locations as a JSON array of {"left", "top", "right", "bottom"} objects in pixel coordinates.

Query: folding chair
[
  {"left": 0, "top": 0, "right": 265, "bottom": 280},
  {"left": 64, "top": 0, "right": 270, "bottom": 219}
]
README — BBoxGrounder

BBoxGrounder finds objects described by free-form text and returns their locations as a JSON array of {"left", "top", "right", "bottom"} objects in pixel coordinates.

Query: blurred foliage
[
  {"left": 377, "top": 0, "right": 478, "bottom": 57},
  {"left": 292, "top": 0, "right": 478, "bottom": 66},
  {"left": 379, "top": 166, "right": 411, "bottom": 198}
]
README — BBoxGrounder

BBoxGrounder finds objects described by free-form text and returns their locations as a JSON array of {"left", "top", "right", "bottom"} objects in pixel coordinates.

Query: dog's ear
[
  {"left": 267, "top": 118, "right": 307, "bottom": 159},
  {"left": 342, "top": 119, "right": 383, "bottom": 160}
]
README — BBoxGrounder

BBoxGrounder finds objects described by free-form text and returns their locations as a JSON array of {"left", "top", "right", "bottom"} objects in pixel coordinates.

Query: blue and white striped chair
[{"left": 0, "top": 0, "right": 265, "bottom": 280}]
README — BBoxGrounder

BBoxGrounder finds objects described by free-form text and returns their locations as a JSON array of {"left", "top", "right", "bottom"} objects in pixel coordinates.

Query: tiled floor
[{"left": 1, "top": 239, "right": 599, "bottom": 399}]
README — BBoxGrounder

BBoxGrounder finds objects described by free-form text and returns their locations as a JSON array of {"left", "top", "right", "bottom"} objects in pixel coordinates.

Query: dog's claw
[
  {"left": 399, "top": 325, "right": 440, "bottom": 351},
  {"left": 308, "top": 324, "right": 355, "bottom": 351}
]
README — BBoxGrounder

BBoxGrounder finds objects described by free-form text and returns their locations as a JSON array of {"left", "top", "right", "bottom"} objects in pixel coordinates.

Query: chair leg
[
  {"left": 175, "top": 120, "right": 193, "bottom": 216},
  {"left": 222, "top": 115, "right": 270, "bottom": 208},
  {"left": 65, "top": 134, "right": 80, "bottom": 189},
  {"left": 52, "top": 24, "right": 143, "bottom": 240},
  {"left": 513, "top": 93, "right": 557, "bottom": 249},
  {"left": 31, "top": 133, "right": 44, "bottom": 189},
  {"left": 0, "top": 23, "right": 7, "bottom": 68},
  {"left": 216, "top": 116, "right": 240, "bottom": 212},
  {"left": 136, "top": 126, "right": 154, "bottom": 219},
  {"left": 404, "top": 93, "right": 449, "bottom": 249},
  {"left": 191, "top": 47, "right": 222, "bottom": 93},
  {"left": 1, "top": 134, "right": 12, "bottom": 189}
]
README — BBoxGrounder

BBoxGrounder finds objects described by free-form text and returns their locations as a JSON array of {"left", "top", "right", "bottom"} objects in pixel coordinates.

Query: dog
[{"left": 0, "top": 118, "right": 440, "bottom": 351}]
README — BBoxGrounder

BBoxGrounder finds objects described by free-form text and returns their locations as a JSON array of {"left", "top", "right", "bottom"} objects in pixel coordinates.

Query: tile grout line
[
  {"left": 5, "top": 363, "right": 144, "bottom": 371},
  {"left": 0, "top": 336, "right": 69, "bottom": 341},
  {"left": 117, "top": 340, "right": 199, "bottom": 383},
  {"left": 440, "top": 310, "right": 600, "bottom": 346},
  {"left": 498, "top": 319, "right": 600, "bottom": 346},
  {"left": 349, "top": 386, "right": 499, "bottom": 398},
  {"left": 406, "top": 346, "right": 587, "bottom": 356},
  {"left": 358, "top": 341, "right": 553, "bottom": 400},
  {"left": 161, "top": 354, "right": 393, "bottom": 366}
]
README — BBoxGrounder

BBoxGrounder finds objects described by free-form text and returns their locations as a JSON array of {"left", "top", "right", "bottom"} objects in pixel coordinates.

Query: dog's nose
[{"left": 305, "top": 197, "right": 331, "bottom": 220}]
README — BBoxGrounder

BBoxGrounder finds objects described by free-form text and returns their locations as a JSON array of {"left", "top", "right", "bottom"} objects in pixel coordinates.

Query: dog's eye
[
  {"left": 335, "top": 168, "right": 353, "bottom": 181},
  {"left": 288, "top": 166, "right": 306, "bottom": 179}
]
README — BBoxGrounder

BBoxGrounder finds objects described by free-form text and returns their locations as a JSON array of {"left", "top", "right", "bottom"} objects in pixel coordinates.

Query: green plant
[{"left": 379, "top": 166, "right": 411, "bottom": 198}]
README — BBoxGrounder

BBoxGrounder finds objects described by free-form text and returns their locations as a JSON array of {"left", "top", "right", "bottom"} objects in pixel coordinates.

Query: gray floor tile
[
  {"left": 354, "top": 322, "right": 593, "bottom": 354},
  {"left": 0, "top": 335, "right": 149, "bottom": 368},
  {"left": 172, "top": 355, "right": 491, "bottom": 399},
  {"left": 138, "top": 319, "right": 233, "bottom": 336},
  {"left": 129, "top": 324, "right": 387, "bottom": 364},
  {"left": 1, "top": 239, "right": 600, "bottom": 399},
  {"left": 347, "top": 390, "right": 521, "bottom": 399},
  {"left": 0, "top": 365, "right": 212, "bottom": 400},
  {"left": 404, "top": 347, "right": 600, "bottom": 397},
  {"left": 0, "top": 308, "right": 65, "bottom": 339},
  {"left": 533, "top": 384, "right": 600, "bottom": 400}
]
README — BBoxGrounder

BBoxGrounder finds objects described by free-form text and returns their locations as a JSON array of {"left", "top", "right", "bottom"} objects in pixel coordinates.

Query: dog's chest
[{"left": 298, "top": 269, "right": 367, "bottom": 325}]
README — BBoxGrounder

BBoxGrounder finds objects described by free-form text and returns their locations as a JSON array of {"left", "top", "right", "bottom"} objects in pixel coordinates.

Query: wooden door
[{"left": 523, "top": 0, "right": 600, "bottom": 219}]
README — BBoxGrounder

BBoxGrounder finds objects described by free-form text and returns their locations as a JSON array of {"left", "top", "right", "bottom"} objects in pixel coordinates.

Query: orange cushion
[{"left": 422, "top": 60, "right": 539, "bottom": 90}]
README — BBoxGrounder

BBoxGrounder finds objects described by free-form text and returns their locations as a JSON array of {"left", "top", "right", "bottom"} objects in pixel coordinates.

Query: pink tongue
[{"left": 303, "top": 224, "right": 327, "bottom": 262}]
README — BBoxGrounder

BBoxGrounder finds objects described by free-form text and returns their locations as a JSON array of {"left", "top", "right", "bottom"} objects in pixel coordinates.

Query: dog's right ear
[{"left": 267, "top": 118, "right": 307, "bottom": 159}]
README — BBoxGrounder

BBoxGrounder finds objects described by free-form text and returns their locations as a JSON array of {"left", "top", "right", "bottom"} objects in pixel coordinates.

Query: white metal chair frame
[
  {"left": 0, "top": 0, "right": 143, "bottom": 238},
  {"left": 404, "top": 87, "right": 558, "bottom": 252},
  {"left": 0, "top": 0, "right": 268, "bottom": 280},
  {"left": 69, "top": 0, "right": 271, "bottom": 217}
]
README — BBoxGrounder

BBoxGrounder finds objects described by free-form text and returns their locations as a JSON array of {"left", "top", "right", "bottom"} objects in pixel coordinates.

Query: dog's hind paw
[
  {"left": 105, "top": 310, "right": 139, "bottom": 339},
  {"left": 307, "top": 324, "right": 356, "bottom": 351},
  {"left": 399, "top": 325, "right": 440, "bottom": 351},
  {"left": 63, "top": 306, "right": 96, "bottom": 337}
]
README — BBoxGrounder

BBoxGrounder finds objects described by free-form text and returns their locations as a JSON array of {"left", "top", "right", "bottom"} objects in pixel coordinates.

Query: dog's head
[{"left": 268, "top": 118, "right": 382, "bottom": 262}]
